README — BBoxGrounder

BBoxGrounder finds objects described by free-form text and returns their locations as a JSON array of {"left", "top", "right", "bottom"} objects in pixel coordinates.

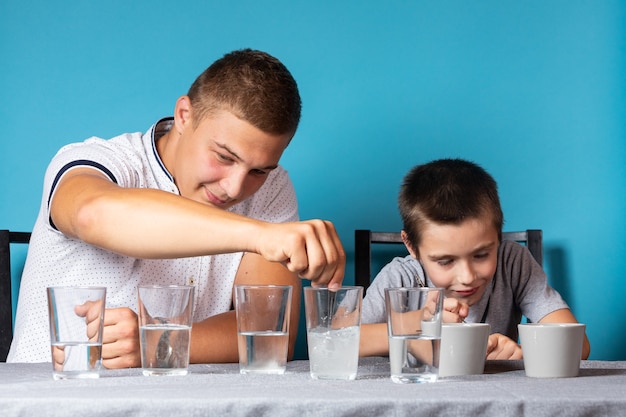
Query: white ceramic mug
[
  {"left": 518, "top": 323, "right": 585, "bottom": 378},
  {"left": 439, "top": 323, "right": 490, "bottom": 377}
]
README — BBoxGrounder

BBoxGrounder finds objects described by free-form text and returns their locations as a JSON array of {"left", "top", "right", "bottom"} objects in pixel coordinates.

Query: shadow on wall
[{"left": 544, "top": 246, "right": 572, "bottom": 308}]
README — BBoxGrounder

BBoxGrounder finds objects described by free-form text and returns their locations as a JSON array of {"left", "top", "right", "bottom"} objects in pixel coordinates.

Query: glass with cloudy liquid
[{"left": 304, "top": 286, "right": 363, "bottom": 380}]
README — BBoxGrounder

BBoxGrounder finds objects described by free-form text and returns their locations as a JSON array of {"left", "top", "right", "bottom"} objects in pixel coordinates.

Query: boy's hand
[
  {"left": 74, "top": 301, "right": 140, "bottom": 369},
  {"left": 486, "top": 333, "right": 522, "bottom": 360},
  {"left": 442, "top": 297, "right": 469, "bottom": 323},
  {"left": 74, "top": 299, "right": 105, "bottom": 342},
  {"left": 258, "top": 220, "right": 345, "bottom": 289},
  {"left": 100, "top": 307, "right": 142, "bottom": 369}
]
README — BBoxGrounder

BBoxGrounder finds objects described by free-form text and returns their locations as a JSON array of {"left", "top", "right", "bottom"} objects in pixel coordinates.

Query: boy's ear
[
  {"left": 401, "top": 230, "right": 419, "bottom": 259},
  {"left": 173, "top": 95, "right": 193, "bottom": 134}
]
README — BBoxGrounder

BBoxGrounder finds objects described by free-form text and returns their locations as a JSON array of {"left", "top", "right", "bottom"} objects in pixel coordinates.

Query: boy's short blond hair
[{"left": 187, "top": 49, "right": 301, "bottom": 136}]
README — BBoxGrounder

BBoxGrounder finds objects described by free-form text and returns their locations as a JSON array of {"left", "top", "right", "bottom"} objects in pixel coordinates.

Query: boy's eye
[
  {"left": 474, "top": 252, "right": 489, "bottom": 259},
  {"left": 437, "top": 259, "right": 453, "bottom": 266},
  {"left": 250, "top": 169, "right": 269, "bottom": 176},
  {"left": 218, "top": 154, "right": 232, "bottom": 162}
]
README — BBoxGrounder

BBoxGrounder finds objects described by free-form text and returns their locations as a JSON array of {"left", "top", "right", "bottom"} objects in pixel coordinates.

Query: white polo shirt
[{"left": 8, "top": 118, "right": 299, "bottom": 363}]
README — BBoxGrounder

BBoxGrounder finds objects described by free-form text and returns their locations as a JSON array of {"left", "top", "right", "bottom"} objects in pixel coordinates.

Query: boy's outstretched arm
[{"left": 50, "top": 168, "right": 345, "bottom": 288}]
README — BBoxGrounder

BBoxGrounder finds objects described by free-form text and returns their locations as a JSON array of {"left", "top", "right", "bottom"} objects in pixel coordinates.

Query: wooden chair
[
  {"left": 0, "top": 230, "right": 31, "bottom": 362},
  {"left": 354, "top": 229, "right": 542, "bottom": 294}
]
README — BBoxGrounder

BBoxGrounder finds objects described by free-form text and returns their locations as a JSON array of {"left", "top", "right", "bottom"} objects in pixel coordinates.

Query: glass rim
[
  {"left": 303, "top": 285, "right": 363, "bottom": 291},
  {"left": 137, "top": 284, "right": 195, "bottom": 289},
  {"left": 443, "top": 322, "right": 490, "bottom": 327},
  {"left": 234, "top": 284, "right": 293, "bottom": 290},
  {"left": 384, "top": 287, "right": 443, "bottom": 292},
  {"left": 46, "top": 286, "right": 107, "bottom": 291}
]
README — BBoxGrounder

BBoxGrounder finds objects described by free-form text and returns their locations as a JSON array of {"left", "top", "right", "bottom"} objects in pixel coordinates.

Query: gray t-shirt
[{"left": 361, "top": 240, "right": 569, "bottom": 341}]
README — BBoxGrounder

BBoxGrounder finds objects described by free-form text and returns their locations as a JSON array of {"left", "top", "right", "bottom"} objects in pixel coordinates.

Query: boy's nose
[
  {"left": 457, "top": 263, "right": 476, "bottom": 285},
  {"left": 221, "top": 170, "right": 246, "bottom": 201}
]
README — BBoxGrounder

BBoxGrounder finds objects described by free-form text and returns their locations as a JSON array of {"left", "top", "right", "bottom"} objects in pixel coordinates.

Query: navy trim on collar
[{"left": 152, "top": 117, "right": 174, "bottom": 182}]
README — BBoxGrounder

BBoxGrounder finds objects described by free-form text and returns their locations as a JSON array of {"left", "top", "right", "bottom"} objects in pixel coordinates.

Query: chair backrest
[
  {"left": 354, "top": 229, "right": 543, "bottom": 294},
  {"left": 0, "top": 230, "right": 31, "bottom": 362}
]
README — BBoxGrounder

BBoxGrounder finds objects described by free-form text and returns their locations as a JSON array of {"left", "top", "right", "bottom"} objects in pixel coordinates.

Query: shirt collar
[{"left": 151, "top": 117, "right": 175, "bottom": 183}]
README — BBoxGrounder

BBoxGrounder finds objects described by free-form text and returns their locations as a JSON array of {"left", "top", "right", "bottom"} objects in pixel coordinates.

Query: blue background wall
[{"left": 2, "top": 1, "right": 624, "bottom": 360}]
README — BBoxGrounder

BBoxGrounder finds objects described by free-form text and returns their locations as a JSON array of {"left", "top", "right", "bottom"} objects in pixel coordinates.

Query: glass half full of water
[
  {"left": 235, "top": 285, "right": 292, "bottom": 375},
  {"left": 137, "top": 285, "right": 194, "bottom": 376},
  {"left": 47, "top": 286, "right": 107, "bottom": 380},
  {"left": 385, "top": 287, "right": 444, "bottom": 384},
  {"left": 304, "top": 286, "right": 363, "bottom": 380}
]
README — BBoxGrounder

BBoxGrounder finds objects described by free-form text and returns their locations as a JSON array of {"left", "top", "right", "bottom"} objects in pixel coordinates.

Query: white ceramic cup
[
  {"left": 518, "top": 323, "right": 585, "bottom": 378},
  {"left": 439, "top": 323, "right": 490, "bottom": 377}
]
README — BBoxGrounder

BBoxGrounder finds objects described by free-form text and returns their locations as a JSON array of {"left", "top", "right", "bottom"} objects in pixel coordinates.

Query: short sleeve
[{"left": 361, "top": 256, "right": 425, "bottom": 324}]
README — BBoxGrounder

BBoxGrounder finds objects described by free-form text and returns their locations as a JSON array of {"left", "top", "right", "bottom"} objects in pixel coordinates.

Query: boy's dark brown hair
[
  {"left": 187, "top": 48, "right": 301, "bottom": 136},
  {"left": 399, "top": 158, "right": 504, "bottom": 250}
]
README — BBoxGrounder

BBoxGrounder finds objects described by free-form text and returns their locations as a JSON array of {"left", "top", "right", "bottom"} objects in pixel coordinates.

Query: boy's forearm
[
  {"left": 359, "top": 323, "right": 389, "bottom": 357},
  {"left": 190, "top": 311, "right": 240, "bottom": 363}
]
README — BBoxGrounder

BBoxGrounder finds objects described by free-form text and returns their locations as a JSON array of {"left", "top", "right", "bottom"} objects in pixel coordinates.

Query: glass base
[
  {"left": 142, "top": 368, "right": 188, "bottom": 376},
  {"left": 53, "top": 371, "right": 100, "bottom": 380},
  {"left": 310, "top": 373, "right": 357, "bottom": 381},
  {"left": 391, "top": 373, "right": 438, "bottom": 384},
  {"left": 240, "top": 368, "right": 286, "bottom": 375}
]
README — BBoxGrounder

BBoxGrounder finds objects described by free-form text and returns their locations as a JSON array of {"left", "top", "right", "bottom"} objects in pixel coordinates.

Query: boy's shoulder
[
  {"left": 495, "top": 239, "right": 545, "bottom": 287},
  {"left": 497, "top": 239, "right": 534, "bottom": 265},
  {"left": 371, "top": 255, "right": 424, "bottom": 288}
]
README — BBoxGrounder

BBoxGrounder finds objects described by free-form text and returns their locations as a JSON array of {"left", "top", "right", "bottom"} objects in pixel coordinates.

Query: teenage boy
[{"left": 9, "top": 49, "right": 344, "bottom": 366}]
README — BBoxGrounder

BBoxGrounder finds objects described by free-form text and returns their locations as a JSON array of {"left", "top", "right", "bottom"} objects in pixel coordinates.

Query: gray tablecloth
[{"left": 1, "top": 358, "right": 625, "bottom": 417}]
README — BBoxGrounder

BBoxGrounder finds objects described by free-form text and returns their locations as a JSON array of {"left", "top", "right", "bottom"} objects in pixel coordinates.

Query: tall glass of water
[{"left": 385, "top": 287, "right": 443, "bottom": 383}]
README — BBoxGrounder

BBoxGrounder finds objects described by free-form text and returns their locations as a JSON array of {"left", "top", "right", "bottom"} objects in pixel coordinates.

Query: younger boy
[{"left": 359, "top": 158, "right": 590, "bottom": 359}]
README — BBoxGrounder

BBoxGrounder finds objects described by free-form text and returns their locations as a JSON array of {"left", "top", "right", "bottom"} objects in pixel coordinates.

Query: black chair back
[{"left": 0, "top": 230, "right": 31, "bottom": 362}]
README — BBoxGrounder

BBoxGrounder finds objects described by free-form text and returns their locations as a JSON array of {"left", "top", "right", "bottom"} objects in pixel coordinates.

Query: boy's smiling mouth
[{"left": 453, "top": 287, "right": 479, "bottom": 298}]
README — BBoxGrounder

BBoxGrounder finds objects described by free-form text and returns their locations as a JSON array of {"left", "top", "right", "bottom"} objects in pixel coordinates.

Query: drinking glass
[
  {"left": 47, "top": 286, "right": 106, "bottom": 380},
  {"left": 235, "top": 285, "right": 292, "bottom": 374},
  {"left": 137, "top": 285, "right": 194, "bottom": 376},
  {"left": 385, "top": 287, "right": 443, "bottom": 383},
  {"left": 304, "top": 286, "right": 363, "bottom": 380}
]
